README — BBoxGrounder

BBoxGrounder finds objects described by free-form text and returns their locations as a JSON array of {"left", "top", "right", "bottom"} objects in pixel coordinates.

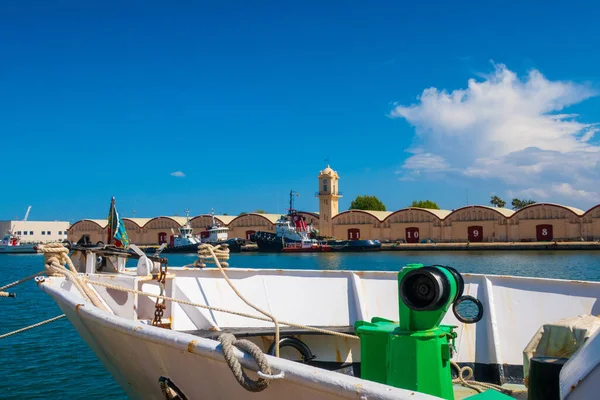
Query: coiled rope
[
  {"left": 193, "top": 243, "right": 230, "bottom": 268},
  {"left": 218, "top": 333, "right": 275, "bottom": 392},
  {"left": 36, "top": 243, "right": 110, "bottom": 313},
  {"left": 451, "top": 361, "right": 526, "bottom": 395}
]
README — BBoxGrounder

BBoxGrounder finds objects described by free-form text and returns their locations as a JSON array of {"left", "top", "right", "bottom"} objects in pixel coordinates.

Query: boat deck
[
  {"left": 184, "top": 326, "right": 529, "bottom": 399},
  {"left": 455, "top": 383, "right": 527, "bottom": 399}
]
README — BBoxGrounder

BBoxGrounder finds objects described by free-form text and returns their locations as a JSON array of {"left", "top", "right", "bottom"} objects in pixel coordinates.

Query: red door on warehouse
[
  {"left": 405, "top": 227, "right": 419, "bottom": 243},
  {"left": 348, "top": 228, "right": 360, "bottom": 240},
  {"left": 536, "top": 224, "right": 553, "bottom": 241},
  {"left": 467, "top": 226, "right": 483, "bottom": 242}
]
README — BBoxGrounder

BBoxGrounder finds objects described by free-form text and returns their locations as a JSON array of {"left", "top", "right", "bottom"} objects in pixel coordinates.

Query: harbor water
[{"left": 1, "top": 251, "right": 599, "bottom": 399}]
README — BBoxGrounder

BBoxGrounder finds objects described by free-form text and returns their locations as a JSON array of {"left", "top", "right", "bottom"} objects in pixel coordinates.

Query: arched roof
[
  {"left": 228, "top": 213, "right": 281, "bottom": 226},
  {"left": 383, "top": 207, "right": 451, "bottom": 222},
  {"left": 189, "top": 214, "right": 237, "bottom": 226},
  {"left": 122, "top": 218, "right": 152, "bottom": 228},
  {"left": 583, "top": 204, "right": 600, "bottom": 217},
  {"left": 70, "top": 219, "right": 108, "bottom": 229},
  {"left": 511, "top": 203, "right": 584, "bottom": 218},
  {"left": 332, "top": 210, "right": 393, "bottom": 222},
  {"left": 142, "top": 216, "right": 188, "bottom": 228},
  {"left": 446, "top": 205, "right": 514, "bottom": 220}
]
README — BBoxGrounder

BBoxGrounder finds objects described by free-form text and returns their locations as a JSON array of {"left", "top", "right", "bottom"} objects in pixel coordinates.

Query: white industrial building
[{"left": 0, "top": 220, "right": 70, "bottom": 244}]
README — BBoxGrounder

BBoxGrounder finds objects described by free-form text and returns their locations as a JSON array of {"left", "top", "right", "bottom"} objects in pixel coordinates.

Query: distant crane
[{"left": 23, "top": 206, "right": 31, "bottom": 221}]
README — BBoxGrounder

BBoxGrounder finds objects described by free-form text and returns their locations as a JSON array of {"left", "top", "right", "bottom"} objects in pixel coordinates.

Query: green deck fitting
[{"left": 464, "top": 389, "right": 515, "bottom": 399}]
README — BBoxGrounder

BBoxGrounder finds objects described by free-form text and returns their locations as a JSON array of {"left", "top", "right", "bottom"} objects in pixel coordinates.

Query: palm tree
[
  {"left": 511, "top": 198, "right": 536, "bottom": 210},
  {"left": 490, "top": 195, "right": 506, "bottom": 208}
]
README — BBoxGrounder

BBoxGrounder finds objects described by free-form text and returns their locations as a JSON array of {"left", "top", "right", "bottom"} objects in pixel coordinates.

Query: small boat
[
  {"left": 253, "top": 191, "right": 322, "bottom": 252},
  {"left": 162, "top": 209, "right": 244, "bottom": 253},
  {"left": 34, "top": 243, "right": 600, "bottom": 400},
  {"left": 160, "top": 212, "right": 200, "bottom": 253},
  {"left": 0, "top": 230, "right": 37, "bottom": 254},
  {"left": 325, "top": 238, "right": 382, "bottom": 252},
  {"left": 281, "top": 240, "right": 332, "bottom": 253},
  {"left": 198, "top": 209, "right": 245, "bottom": 253}
]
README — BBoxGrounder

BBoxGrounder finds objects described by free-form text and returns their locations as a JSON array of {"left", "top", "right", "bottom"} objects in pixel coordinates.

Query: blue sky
[{"left": 2, "top": 1, "right": 600, "bottom": 222}]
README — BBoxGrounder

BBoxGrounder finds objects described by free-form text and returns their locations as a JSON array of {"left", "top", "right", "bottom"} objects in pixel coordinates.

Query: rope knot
[
  {"left": 218, "top": 333, "right": 277, "bottom": 392},
  {"left": 196, "top": 243, "right": 230, "bottom": 268},
  {"left": 37, "top": 243, "right": 71, "bottom": 272}
]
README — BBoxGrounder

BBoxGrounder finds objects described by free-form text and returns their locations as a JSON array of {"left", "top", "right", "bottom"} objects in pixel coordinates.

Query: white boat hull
[
  {"left": 42, "top": 280, "right": 435, "bottom": 400},
  {"left": 38, "top": 264, "right": 600, "bottom": 399}
]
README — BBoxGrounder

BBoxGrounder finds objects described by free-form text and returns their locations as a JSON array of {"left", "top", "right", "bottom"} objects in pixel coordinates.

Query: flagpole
[{"left": 108, "top": 197, "right": 115, "bottom": 245}]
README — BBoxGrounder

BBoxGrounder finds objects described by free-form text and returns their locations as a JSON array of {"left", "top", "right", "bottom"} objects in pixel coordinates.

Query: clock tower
[{"left": 316, "top": 165, "right": 341, "bottom": 238}]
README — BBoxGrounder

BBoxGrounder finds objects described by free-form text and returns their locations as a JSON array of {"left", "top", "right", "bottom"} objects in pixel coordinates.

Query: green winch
[{"left": 355, "top": 263, "right": 493, "bottom": 400}]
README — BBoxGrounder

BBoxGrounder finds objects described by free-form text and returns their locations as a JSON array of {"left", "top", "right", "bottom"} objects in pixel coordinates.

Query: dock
[{"left": 380, "top": 241, "right": 600, "bottom": 251}]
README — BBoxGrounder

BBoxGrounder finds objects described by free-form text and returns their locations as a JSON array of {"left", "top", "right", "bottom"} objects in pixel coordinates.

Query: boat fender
[
  {"left": 267, "top": 337, "right": 316, "bottom": 363},
  {"left": 452, "top": 295, "right": 484, "bottom": 324}
]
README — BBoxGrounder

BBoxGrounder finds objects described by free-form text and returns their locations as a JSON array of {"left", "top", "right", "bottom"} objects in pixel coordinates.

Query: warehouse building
[
  {"left": 0, "top": 220, "right": 70, "bottom": 244},
  {"left": 68, "top": 164, "right": 600, "bottom": 244}
]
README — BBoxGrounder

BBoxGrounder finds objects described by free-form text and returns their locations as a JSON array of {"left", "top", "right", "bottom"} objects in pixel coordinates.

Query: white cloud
[
  {"left": 170, "top": 171, "right": 186, "bottom": 177},
  {"left": 391, "top": 63, "right": 600, "bottom": 205},
  {"left": 551, "top": 183, "right": 597, "bottom": 200}
]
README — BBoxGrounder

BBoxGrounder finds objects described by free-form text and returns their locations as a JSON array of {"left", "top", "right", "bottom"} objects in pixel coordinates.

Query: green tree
[
  {"left": 490, "top": 195, "right": 506, "bottom": 208},
  {"left": 511, "top": 198, "right": 536, "bottom": 210},
  {"left": 254, "top": 209, "right": 266, "bottom": 214},
  {"left": 410, "top": 200, "right": 440, "bottom": 209},
  {"left": 238, "top": 211, "right": 247, "bottom": 216},
  {"left": 349, "top": 195, "right": 386, "bottom": 211}
]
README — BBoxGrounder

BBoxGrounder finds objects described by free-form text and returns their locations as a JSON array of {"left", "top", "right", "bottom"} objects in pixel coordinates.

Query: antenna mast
[{"left": 289, "top": 190, "right": 299, "bottom": 212}]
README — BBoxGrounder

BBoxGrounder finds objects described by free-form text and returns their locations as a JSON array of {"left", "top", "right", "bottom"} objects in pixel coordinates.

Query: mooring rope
[
  {"left": 218, "top": 333, "right": 278, "bottom": 392},
  {"left": 82, "top": 278, "right": 358, "bottom": 340},
  {"left": 36, "top": 243, "right": 110, "bottom": 313},
  {"left": 451, "top": 361, "right": 526, "bottom": 395},
  {"left": 0, "top": 271, "right": 46, "bottom": 292},
  {"left": 0, "top": 314, "right": 66, "bottom": 339},
  {"left": 198, "top": 244, "right": 282, "bottom": 358},
  {"left": 194, "top": 243, "right": 230, "bottom": 268}
]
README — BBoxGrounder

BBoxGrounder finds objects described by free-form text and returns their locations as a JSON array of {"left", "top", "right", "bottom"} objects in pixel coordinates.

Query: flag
[{"left": 107, "top": 197, "right": 130, "bottom": 248}]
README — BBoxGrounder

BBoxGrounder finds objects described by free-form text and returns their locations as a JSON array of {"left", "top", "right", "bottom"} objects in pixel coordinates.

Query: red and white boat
[
  {"left": 282, "top": 240, "right": 332, "bottom": 253},
  {"left": 0, "top": 230, "right": 37, "bottom": 254}
]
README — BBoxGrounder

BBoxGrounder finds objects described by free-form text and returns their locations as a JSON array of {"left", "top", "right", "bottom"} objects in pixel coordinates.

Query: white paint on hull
[
  {"left": 42, "top": 280, "right": 439, "bottom": 400},
  {"left": 37, "top": 263, "right": 600, "bottom": 399}
]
